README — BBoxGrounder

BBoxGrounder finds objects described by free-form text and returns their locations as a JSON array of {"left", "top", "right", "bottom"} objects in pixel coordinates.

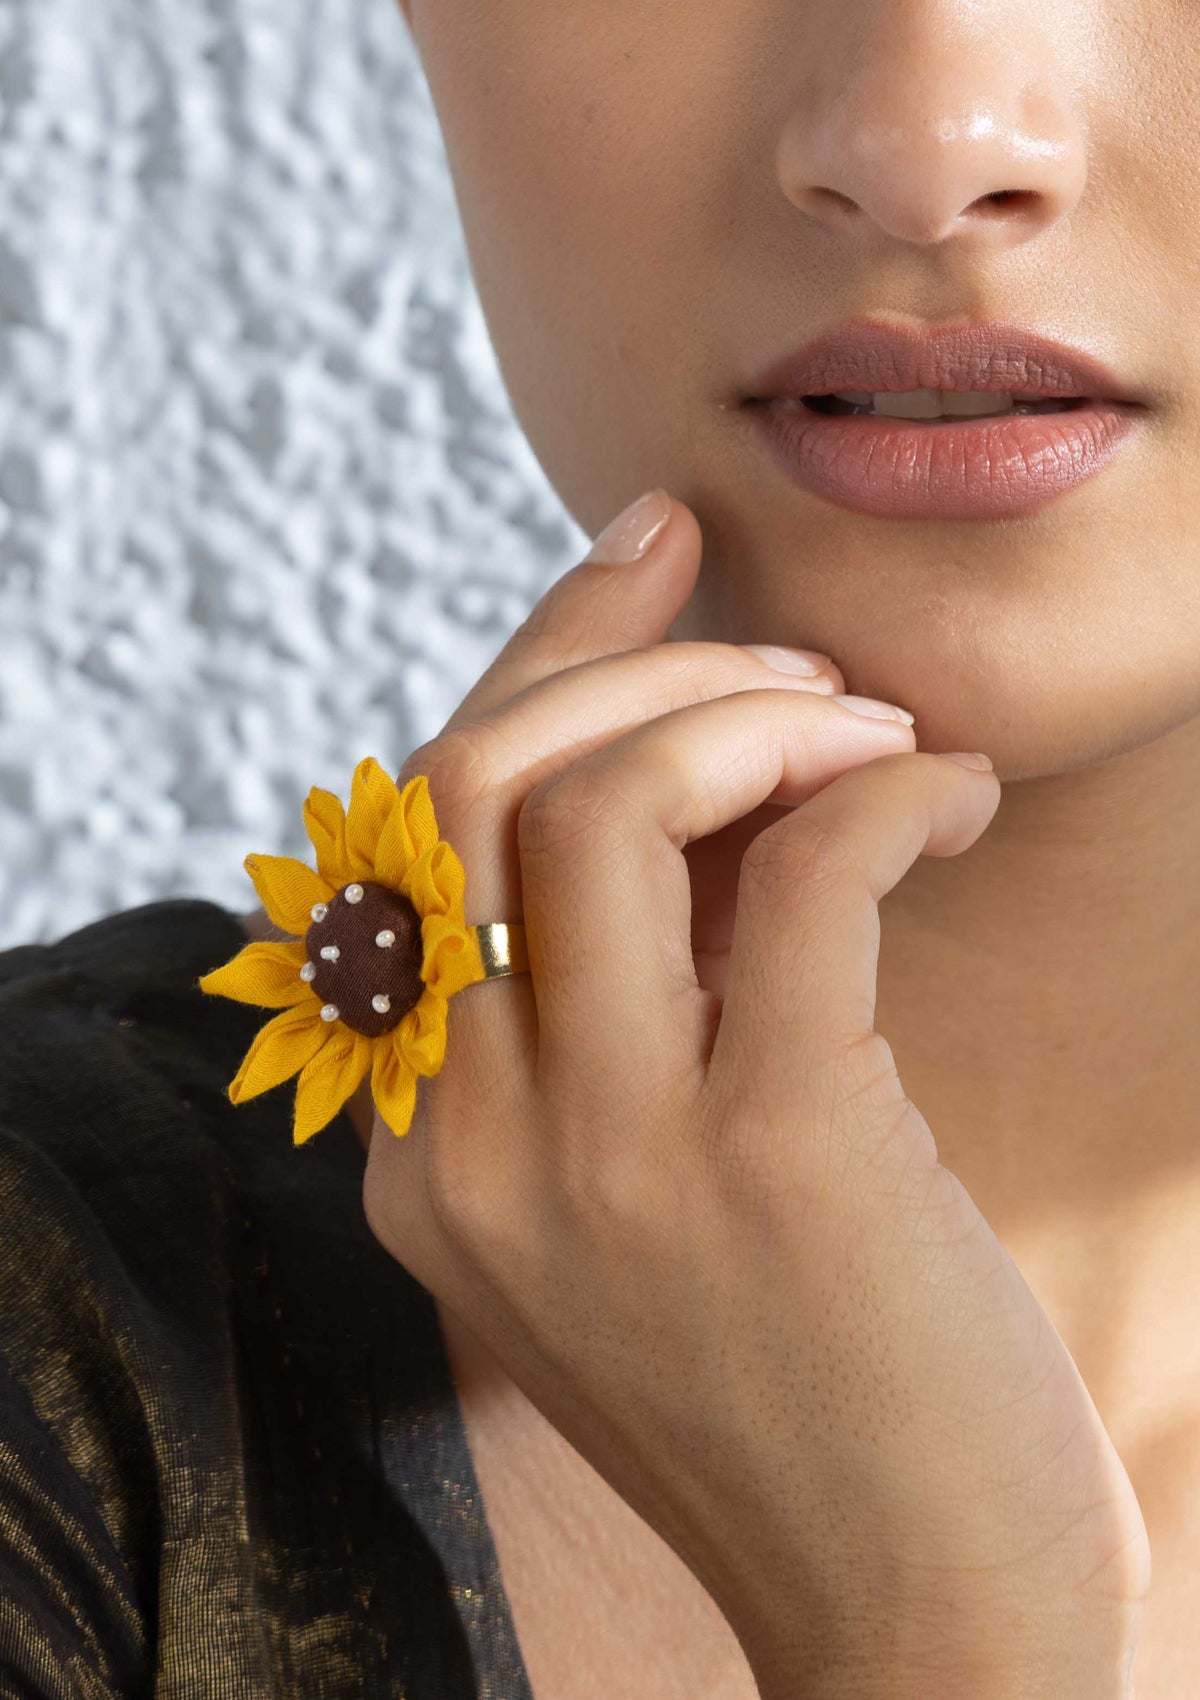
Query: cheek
[
  {"left": 414, "top": 7, "right": 643, "bottom": 245},
  {"left": 410, "top": 5, "right": 744, "bottom": 519}
]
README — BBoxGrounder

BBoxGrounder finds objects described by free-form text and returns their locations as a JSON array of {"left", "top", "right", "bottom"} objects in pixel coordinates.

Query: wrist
[
  {"left": 735, "top": 1600, "right": 1138, "bottom": 1700},
  {"left": 752, "top": 1670, "right": 1133, "bottom": 1700},
  {"left": 710, "top": 1538, "right": 1141, "bottom": 1700},
  {"left": 746, "top": 1636, "right": 1137, "bottom": 1700}
]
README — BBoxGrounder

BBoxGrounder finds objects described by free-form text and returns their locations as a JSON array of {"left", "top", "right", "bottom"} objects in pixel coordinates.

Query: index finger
[
  {"left": 450, "top": 490, "right": 679, "bottom": 726},
  {"left": 421, "top": 493, "right": 841, "bottom": 742}
]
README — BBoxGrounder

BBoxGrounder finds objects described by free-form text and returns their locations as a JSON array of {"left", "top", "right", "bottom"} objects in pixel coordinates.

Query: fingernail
[
  {"left": 941, "top": 750, "right": 994, "bottom": 770},
  {"left": 832, "top": 694, "right": 916, "bottom": 726},
  {"left": 585, "top": 489, "right": 672, "bottom": 563},
  {"left": 742, "top": 643, "right": 832, "bottom": 677}
]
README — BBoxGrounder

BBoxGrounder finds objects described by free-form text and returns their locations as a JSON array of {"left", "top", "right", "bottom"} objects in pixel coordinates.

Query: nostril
[{"left": 978, "top": 189, "right": 1039, "bottom": 216}]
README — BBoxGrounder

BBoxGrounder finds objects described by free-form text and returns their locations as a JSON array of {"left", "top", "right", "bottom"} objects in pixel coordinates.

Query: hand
[{"left": 362, "top": 492, "right": 1149, "bottom": 1698}]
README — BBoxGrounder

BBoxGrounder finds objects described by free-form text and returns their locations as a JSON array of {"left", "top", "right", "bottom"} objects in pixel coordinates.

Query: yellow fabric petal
[
  {"left": 244, "top": 853, "right": 333, "bottom": 938},
  {"left": 292, "top": 1029, "right": 374, "bottom": 1147},
  {"left": 302, "top": 787, "right": 352, "bottom": 889},
  {"left": 198, "top": 939, "right": 310, "bottom": 1009},
  {"left": 421, "top": 913, "right": 485, "bottom": 999},
  {"left": 229, "top": 1003, "right": 328, "bottom": 1104},
  {"left": 372, "top": 796, "right": 423, "bottom": 890},
  {"left": 401, "top": 841, "right": 467, "bottom": 922},
  {"left": 399, "top": 773, "right": 441, "bottom": 861},
  {"left": 395, "top": 991, "right": 448, "bottom": 1078},
  {"left": 371, "top": 1038, "right": 419, "bottom": 1139},
  {"left": 344, "top": 757, "right": 402, "bottom": 876}
]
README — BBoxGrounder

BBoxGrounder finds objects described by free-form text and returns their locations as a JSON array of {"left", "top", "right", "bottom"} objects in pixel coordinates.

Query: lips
[
  {"left": 744, "top": 319, "right": 1149, "bottom": 407},
  {"left": 741, "top": 319, "right": 1151, "bottom": 521}
]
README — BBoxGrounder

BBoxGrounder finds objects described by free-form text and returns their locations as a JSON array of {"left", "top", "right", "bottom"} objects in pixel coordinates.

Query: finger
[
  {"left": 707, "top": 749, "right": 1001, "bottom": 1111},
  {"left": 420, "top": 636, "right": 845, "bottom": 821},
  {"left": 386, "top": 649, "right": 884, "bottom": 1157},
  {"left": 398, "top": 638, "right": 845, "bottom": 958},
  {"left": 515, "top": 690, "right": 924, "bottom": 1088},
  {"left": 427, "top": 490, "right": 845, "bottom": 734}
]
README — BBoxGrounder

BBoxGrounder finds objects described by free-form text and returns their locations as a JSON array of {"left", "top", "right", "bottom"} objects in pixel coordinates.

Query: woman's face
[{"left": 398, "top": 1, "right": 1200, "bottom": 782}]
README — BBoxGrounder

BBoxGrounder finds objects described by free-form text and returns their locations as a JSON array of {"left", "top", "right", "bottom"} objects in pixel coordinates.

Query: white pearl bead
[
  {"left": 344, "top": 883, "right": 364, "bottom": 904},
  {"left": 299, "top": 961, "right": 316, "bottom": 982},
  {"left": 375, "top": 929, "right": 396, "bottom": 949},
  {"left": 320, "top": 1004, "right": 340, "bottom": 1023},
  {"left": 319, "top": 944, "right": 340, "bottom": 962},
  {"left": 310, "top": 902, "right": 328, "bottom": 923},
  {"left": 371, "top": 993, "right": 391, "bottom": 1014}
]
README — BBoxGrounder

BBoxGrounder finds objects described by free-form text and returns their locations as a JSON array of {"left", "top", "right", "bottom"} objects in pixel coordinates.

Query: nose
[{"left": 775, "top": 0, "right": 1088, "bottom": 250}]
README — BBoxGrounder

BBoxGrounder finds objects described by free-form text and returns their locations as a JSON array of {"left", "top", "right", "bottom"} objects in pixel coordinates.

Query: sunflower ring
[{"left": 198, "top": 756, "right": 529, "bottom": 1147}]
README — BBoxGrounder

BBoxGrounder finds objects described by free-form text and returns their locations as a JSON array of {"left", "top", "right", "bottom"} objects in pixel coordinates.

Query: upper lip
[{"left": 745, "top": 319, "right": 1150, "bottom": 405}]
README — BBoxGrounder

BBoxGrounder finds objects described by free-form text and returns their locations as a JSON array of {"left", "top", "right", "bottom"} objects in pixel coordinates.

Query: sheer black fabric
[{"left": 0, "top": 899, "right": 535, "bottom": 1699}]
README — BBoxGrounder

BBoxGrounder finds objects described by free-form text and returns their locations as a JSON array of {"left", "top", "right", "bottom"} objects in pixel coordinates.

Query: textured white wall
[{"left": 0, "top": 0, "right": 587, "bottom": 948}]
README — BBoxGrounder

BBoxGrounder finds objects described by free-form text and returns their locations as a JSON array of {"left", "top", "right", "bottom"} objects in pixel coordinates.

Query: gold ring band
[{"left": 468, "top": 921, "right": 530, "bottom": 979}]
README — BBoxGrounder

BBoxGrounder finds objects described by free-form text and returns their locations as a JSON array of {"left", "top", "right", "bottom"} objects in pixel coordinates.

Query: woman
[{"left": 0, "top": 0, "right": 1191, "bottom": 1693}]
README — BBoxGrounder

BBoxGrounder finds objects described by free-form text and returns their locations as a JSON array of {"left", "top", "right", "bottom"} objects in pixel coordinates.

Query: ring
[
  {"left": 198, "top": 756, "right": 529, "bottom": 1147},
  {"left": 471, "top": 921, "right": 531, "bottom": 980}
]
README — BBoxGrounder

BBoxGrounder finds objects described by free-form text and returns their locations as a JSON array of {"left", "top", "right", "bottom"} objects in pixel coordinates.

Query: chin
[{"left": 877, "top": 669, "right": 1200, "bottom": 785}]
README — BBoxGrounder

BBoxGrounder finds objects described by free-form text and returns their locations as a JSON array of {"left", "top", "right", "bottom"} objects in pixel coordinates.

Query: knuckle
[
  {"left": 740, "top": 815, "right": 863, "bottom": 899},
  {"left": 697, "top": 1066, "right": 830, "bottom": 1216},
  {"left": 698, "top": 1038, "right": 910, "bottom": 1235},
  {"left": 360, "top": 1157, "right": 398, "bottom": 1256},
  {"left": 424, "top": 1135, "right": 513, "bottom": 1268},
  {"left": 557, "top": 1134, "right": 644, "bottom": 1239},
  {"left": 425, "top": 1145, "right": 485, "bottom": 1239},
  {"left": 517, "top": 768, "right": 635, "bottom": 864},
  {"left": 830, "top": 1035, "right": 927, "bottom": 1163},
  {"left": 555, "top": 1099, "right": 691, "bottom": 1257},
  {"left": 703, "top": 1110, "right": 827, "bottom": 1246},
  {"left": 394, "top": 738, "right": 441, "bottom": 791},
  {"left": 830, "top": 1029, "right": 904, "bottom": 1116},
  {"left": 399, "top": 725, "right": 495, "bottom": 824},
  {"left": 503, "top": 614, "right": 584, "bottom": 677}
]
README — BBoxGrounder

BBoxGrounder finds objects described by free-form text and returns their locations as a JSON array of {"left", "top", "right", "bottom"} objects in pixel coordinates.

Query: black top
[{"left": 0, "top": 899, "right": 537, "bottom": 1699}]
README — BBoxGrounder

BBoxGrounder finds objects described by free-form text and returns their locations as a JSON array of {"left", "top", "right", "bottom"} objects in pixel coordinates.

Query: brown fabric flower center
[{"left": 305, "top": 880, "right": 425, "bottom": 1038}]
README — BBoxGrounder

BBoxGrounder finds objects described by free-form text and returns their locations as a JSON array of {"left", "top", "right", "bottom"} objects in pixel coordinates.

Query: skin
[{"left": 245, "top": 1, "right": 1200, "bottom": 1690}]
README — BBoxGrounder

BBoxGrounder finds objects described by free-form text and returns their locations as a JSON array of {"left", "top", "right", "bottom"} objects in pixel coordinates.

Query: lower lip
[{"left": 747, "top": 397, "right": 1144, "bottom": 521}]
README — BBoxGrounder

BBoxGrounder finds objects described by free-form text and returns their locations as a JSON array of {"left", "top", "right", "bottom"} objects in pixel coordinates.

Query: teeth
[
  {"left": 866, "top": 388, "right": 945, "bottom": 418},
  {"left": 928, "top": 390, "right": 1018, "bottom": 418},
  {"left": 842, "top": 388, "right": 1020, "bottom": 419},
  {"left": 772, "top": 389, "right": 1075, "bottom": 419}
]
